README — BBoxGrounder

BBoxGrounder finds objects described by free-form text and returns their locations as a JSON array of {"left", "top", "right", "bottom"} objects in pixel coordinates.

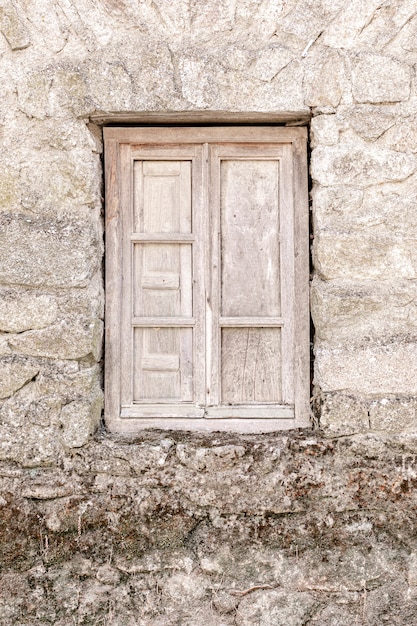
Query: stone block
[
  {"left": 0, "top": 167, "right": 20, "bottom": 212},
  {"left": 378, "top": 116, "right": 417, "bottom": 153},
  {"left": 0, "top": 336, "right": 11, "bottom": 357},
  {"left": 0, "top": 1, "right": 30, "bottom": 50},
  {"left": 18, "top": 152, "right": 100, "bottom": 213},
  {"left": 0, "top": 421, "right": 60, "bottom": 466},
  {"left": 0, "top": 214, "right": 101, "bottom": 287},
  {"left": 0, "top": 289, "right": 58, "bottom": 333},
  {"left": 319, "top": 393, "right": 371, "bottom": 436},
  {"left": 344, "top": 104, "right": 398, "bottom": 141},
  {"left": 176, "top": 444, "right": 246, "bottom": 471},
  {"left": 49, "top": 70, "right": 90, "bottom": 118},
  {"left": 160, "top": 572, "right": 208, "bottom": 603},
  {"left": 352, "top": 52, "right": 411, "bottom": 104},
  {"left": 314, "top": 173, "right": 417, "bottom": 236},
  {"left": 312, "top": 185, "right": 364, "bottom": 230},
  {"left": 355, "top": 0, "right": 417, "bottom": 51},
  {"left": 310, "top": 115, "right": 341, "bottom": 147},
  {"left": 248, "top": 45, "right": 294, "bottom": 82},
  {"left": 315, "top": 342, "right": 417, "bottom": 396},
  {"left": 311, "top": 278, "right": 417, "bottom": 344},
  {"left": 303, "top": 48, "right": 345, "bottom": 109},
  {"left": 9, "top": 319, "right": 103, "bottom": 361},
  {"left": 321, "top": 0, "right": 403, "bottom": 49},
  {"left": 34, "top": 363, "right": 101, "bottom": 401},
  {"left": 311, "top": 144, "right": 416, "bottom": 187},
  {"left": 368, "top": 397, "right": 417, "bottom": 432},
  {"left": 319, "top": 392, "right": 417, "bottom": 435},
  {"left": 17, "top": 72, "right": 51, "bottom": 120},
  {"left": 0, "top": 358, "right": 39, "bottom": 399},
  {"left": 314, "top": 232, "right": 417, "bottom": 281},
  {"left": 280, "top": 0, "right": 345, "bottom": 41},
  {"left": 59, "top": 396, "right": 102, "bottom": 448},
  {"left": 83, "top": 60, "right": 135, "bottom": 112}
]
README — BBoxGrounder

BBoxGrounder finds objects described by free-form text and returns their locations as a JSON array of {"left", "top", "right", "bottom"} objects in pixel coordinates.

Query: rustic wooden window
[{"left": 104, "top": 127, "right": 309, "bottom": 433}]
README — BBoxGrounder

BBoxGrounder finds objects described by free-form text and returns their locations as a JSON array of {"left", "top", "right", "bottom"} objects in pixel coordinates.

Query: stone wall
[{"left": 1, "top": 0, "right": 417, "bottom": 623}]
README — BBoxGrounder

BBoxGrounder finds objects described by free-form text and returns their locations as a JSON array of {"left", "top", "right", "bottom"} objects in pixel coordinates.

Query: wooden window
[{"left": 104, "top": 127, "right": 309, "bottom": 433}]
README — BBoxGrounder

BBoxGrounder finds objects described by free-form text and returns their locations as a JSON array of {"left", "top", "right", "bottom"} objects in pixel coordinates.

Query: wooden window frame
[{"left": 104, "top": 126, "right": 310, "bottom": 433}]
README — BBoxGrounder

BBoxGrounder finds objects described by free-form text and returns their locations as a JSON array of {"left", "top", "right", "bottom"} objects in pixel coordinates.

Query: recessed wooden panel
[
  {"left": 133, "top": 243, "right": 192, "bottom": 317},
  {"left": 133, "top": 328, "right": 193, "bottom": 401},
  {"left": 221, "top": 328, "right": 282, "bottom": 404},
  {"left": 220, "top": 160, "right": 280, "bottom": 317},
  {"left": 133, "top": 160, "right": 191, "bottom": 233}
]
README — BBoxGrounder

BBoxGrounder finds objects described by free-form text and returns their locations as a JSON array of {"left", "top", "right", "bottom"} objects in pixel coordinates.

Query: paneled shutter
[{"left": 104, "top": 127, "right": 309, "bottom": 433}]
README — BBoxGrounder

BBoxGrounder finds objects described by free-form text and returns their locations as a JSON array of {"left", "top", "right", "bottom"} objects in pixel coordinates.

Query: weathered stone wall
[
  {"left": 2, "top": 431, "right": 417, "bottom": 625},
  {"left": 1, "top": 0, "right": 417, "bottom": 623}
]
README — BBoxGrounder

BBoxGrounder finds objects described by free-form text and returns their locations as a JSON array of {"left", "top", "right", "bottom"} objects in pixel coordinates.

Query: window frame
[{"left": 104, "top": 126, "right": 310, "bottom": 433}]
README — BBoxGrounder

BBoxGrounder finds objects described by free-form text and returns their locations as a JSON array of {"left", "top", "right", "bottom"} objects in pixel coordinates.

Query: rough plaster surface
[{"left": 1, "top": 0, "right": 417, "bottom": 622}]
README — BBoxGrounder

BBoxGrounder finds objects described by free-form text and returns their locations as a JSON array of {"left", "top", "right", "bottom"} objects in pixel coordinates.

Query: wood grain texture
[
  {"left": 220, "top": 159, "right": 280, "bottom": 317},
  {"left": 103, "top": 137, "right": 122, "bottom": 425},
  {"left": 221, "top": 328, "right": 282, "bottom": 404},
  {"left": 95, "top": 112, "right": 311, "bottom": 125},
  {"left": 133, "top": 327, "right": 193, "bottom": 402}
]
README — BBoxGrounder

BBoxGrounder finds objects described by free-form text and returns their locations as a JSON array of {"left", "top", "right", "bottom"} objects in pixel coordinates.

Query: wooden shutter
[{"left": 104, "top": 127, "right": 309, "bottom": 433}]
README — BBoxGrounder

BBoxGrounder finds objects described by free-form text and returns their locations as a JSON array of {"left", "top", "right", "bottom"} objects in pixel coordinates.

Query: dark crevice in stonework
[{"left": 308, "top": 120, "right": 318, "bottom": 429}]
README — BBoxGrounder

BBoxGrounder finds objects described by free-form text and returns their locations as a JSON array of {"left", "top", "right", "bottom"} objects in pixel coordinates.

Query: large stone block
[
  {"left": 319, "top": 392, "right": 417, "bottom": 436},
  {"left": 34, "top": 363, "right": 101, "bottom": 402},
  {"left": 318, "top": 392, "right": 371, "bottom": 436},
  {"left": 321, "top": 0, "right": 404, "bottom": 49},
  {"left": 9, "top": 319, "right": 103, "bottom": 361},
  {"left": 352, "top": 52, "right": 411, "bottom": 104},
  {"left": 355, "top": 0, "right": 417, "bottom": 52},
  {"left": 0, "top": 289, "right": 57, "bottom": 333},
  {"left": 303, "top": 48, "right": 345, "bottom": 109},
  {"left": 18, "top": 152, "right": 100, "bottom": 213},
  {"left": 315, "top": 342, "right": 417, "bottom": 396},
  {"left": 311, "top": 278, "right": 417, "bottom": 344},
  {"left": 314, "top": 232, "right": 417, "bottom": 281},
  {"left": 280, "top": 0, "right": 345, "bottom": 41},
  {"left": 0, "top": 166, "right": 20, "bottom": 212},
  {"left": 0, "top": 214, "right": 101, "bottom": 287},
  {"left": 311, "top": 144, "right": 416, "bottom": 187},
  {"left": 0, "top": 422, "right": 60, "bottom": 465},
  {"left": 312, "top": 184, "right": 364, "bottom": 229},
  {"left": 313, "top": 173, "right": 417, "bottom": 237},
  {"left": 343, "top": 104, "right": 399, "bottom": 141}
]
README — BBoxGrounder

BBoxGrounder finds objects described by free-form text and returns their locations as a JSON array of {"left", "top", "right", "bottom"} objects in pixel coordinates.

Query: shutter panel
[
  {"left": 206, "top": 144, "right": 294, "bottom": 418},
  {"left": 120, "top": 148, "right": 205, "bottom": 418}
]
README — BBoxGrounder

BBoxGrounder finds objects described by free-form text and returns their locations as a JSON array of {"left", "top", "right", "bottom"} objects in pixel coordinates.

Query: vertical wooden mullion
[
  {"left": 193, "top": 147, "right": 206, "bottom": 408},
  {"left": 280, "top": 145, "right": 295, "bottom": 406},
  {"left": 208, "top": 146, "right": 221, "bottom": 407}
]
